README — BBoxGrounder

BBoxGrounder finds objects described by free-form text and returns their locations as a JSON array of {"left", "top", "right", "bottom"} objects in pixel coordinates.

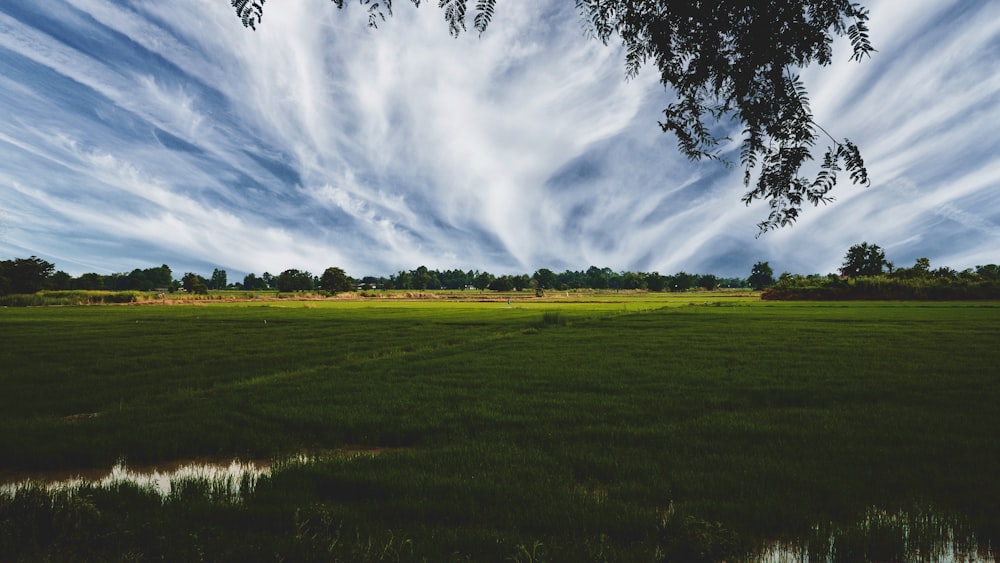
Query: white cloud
[{"left": 1, "top": 0, "right": 998, "bottom": 277}]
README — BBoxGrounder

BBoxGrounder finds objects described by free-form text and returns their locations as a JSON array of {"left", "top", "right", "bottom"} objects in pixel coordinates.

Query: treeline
[
  {"left": 0, "top": 257, "right": 748, "bottom": 297},
  {"left": 379, "top": 266, "right": 746, "bottom": 292},
  {"left": 763, "top": 246, "right": 1000, "bottom": 300},
  {"left": 239, "top": 266, "right": 745, "bottom": 293},
  {"left": 0, "top": 259, "right": 175, "bottom": 295},
  {"left": 763, "top": 263, "right": 1000, "bottom": 300},
  {"left": 6, "top": 243, "right": 997, "bottom": 301}
]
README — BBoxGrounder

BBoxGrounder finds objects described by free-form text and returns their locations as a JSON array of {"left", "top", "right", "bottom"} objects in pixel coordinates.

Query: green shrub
[{"left": 763, "top": 275, "right": 1000, "bottom": 300}]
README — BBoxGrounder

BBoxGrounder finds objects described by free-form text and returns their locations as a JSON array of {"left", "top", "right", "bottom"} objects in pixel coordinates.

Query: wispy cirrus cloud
[{"left": 0, "top": 0, "right": 997, "bottom": 278}]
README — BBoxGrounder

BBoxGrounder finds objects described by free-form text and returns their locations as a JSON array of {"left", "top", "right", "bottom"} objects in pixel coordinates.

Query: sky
[{"left": 1, "top": 0, "right": 998, "bottom": 279}]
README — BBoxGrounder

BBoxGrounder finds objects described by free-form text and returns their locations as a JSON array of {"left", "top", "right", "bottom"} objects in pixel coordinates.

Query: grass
[{"left": 1, "top": 296, "right": 998, "bottom": 560}]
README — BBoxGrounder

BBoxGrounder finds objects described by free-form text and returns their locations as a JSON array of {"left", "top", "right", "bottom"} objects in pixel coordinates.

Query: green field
[{"left": 1, "top": 294, "right": 998, "bottom": 561}]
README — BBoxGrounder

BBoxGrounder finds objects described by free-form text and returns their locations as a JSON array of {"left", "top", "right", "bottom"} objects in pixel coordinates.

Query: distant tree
[
  {"left": 976, "top": 264, "right": 1000, "bottom": 280},
  {"left": 606, "top": 269, "right": 624, "bottom": 290},
  {"left": 276, "top": 269, "right": 314, "bottom": 292},
  {"left": 411, "top": 265, "right": 438, "bottom": 290},
  {"left": 932, "top": 266, "right": 957, "bottom": 279},
  {"left": 410, "top": 267, "right": 427, "bottom": 290},
  {"left": 361, "top": 275, "right": 383, "bottom": 289},
  {"left": 235, "top": 0, "right": 873, "bottom": 231},
  {"left": 126, "top": 264, "right": 173, "bottom": 290},
  {"left": 532, "top": 268, "right": 558, "bottom": 290},
  {"left": 75, "top": 272, "right": 105, "bottom": 290},
  {"left": 586, "top": 266, "right": 609, "bottom": 289},
  {"left": 209, "top": 268, "right": 228, "bottom": 291},
  {"left": 243, "top": 273, "right": 269, "bottom": 291},
  {"left": 125, "top": 269, "right": 149, "bottom": 291},
  {"left": 557, "top": 270, "right": 586, "bottom": 289},
  {"left": 439, "top": 269, "right": 470, "bottom": 289},
  {"left": 698, "top": 274, "right": 719, "bottom": 290},
  {"left": 0, "top": 256, "right": 55, "bottom": 295},
  {"left": 149, "top": 264, "right": 174, "bottom": 289},
  {"left": 320, "top": 267, "right": 354, "bottom": 293},
  {"left": 748, "top": 261, "right": 775, "bottom": 290},
  {"left": 511, "top": 274, "right": 530, "bottom": 291},
  {"left": 106, "top": 272, "right": 128, "bottom": 291},
  {"left": 622, "top": 271, "right": 646, "bottom": 290},
  {"left": 181, "top": 272, "right": 209, "bottom": 295},
  {"left": 718, "top": 277, "right": 748, "bottom": 289},
  {"left": 957, "top": 268, "right": 979, "bottom": 282},
  {"left": 488, "top": 275, "right": 514, "bottom": 292},
  {"left": 393, "top": 270, "right": 413, "bottom": 290},
  {"left": 891, "top": 257, "right": 931, "bottom": 280},
  {"left": 473, "top": 271, "right": 494, "bottom": 290},
  {"left": 48, "top": 270, "right": 73, "bottom": 290},
  {"left": 645, "top": 272, "right": 666, "bottom": 292},
  {"left": 914, "top": 257, "right": 931, "bottom": 276},
  {"left": 840, "top": 242, "right": 888, "bottom": 277},
  {"left": 668, "top": 271, "right": 699, "bottom": 292}
]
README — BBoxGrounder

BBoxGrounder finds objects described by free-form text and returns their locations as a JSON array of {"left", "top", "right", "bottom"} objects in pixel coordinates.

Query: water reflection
[
  {"left": 0, "top": 449, "right": 391, "bottom": 499},
  {"left": 756, "top": 506, "right": 996, "bottom": 563},
  {"left": 0, "top": 457, "right": 278, "bottom": 499},
  {"left": 2, "top": 464, "right": 996, "bottom": 562}
]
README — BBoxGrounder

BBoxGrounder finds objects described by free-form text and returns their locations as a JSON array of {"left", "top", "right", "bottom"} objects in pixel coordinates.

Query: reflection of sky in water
[
  {"left": 756, "top": 506, "right": 996, "bottom": 563},
  {"left": 0, "top": 457, "right": 275, "bottom": 498}
]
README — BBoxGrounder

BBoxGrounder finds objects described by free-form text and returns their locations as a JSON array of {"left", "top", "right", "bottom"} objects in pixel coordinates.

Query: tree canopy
[
  {"left": 0, "top": 256, "right": 54, "bottom": 295},
  {"left": 748, "top": 260, "right": 774, "bottom": 290},
  {"left": 840, "top": 241, "right": 888, "bottom": 277},
  {"left": 233, "top": 0, "right": 873, "bottom": 233},
  {"left": 320, "top": 266, "right": 354, "bottom": 293}
]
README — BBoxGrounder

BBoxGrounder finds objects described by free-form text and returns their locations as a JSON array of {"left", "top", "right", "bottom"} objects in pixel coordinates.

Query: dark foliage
[
  {"left": 276, "top": 269, "right": 315, "bottom": 292},
  {"left": 763, "top": 269, "right": 1000, "bottom": 301},
  {"left": 0, "top": 256, "right": 55, "bottom": 295},
  {"left": 840, "top": 241, "right": 888, "bottom": 277},
  {"left": 182, "top": 272, "right": 209, "bottom": 295},
  {"left": 748, "top": 261, "right": 774, "bottom": 290},
  {"left": 320, "top": 266, "right": 354, "bottom": 293},
  {"left": 230, "top": 0, "right": 264, "bottom": 30}
]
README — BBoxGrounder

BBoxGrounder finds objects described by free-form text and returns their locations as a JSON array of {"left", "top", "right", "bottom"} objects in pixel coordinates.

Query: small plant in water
[
  {"left": 656, "top": 515, "right": 743, "bottom": 563},
  {"left": 510, "top": 540, "right": 548, "bottom": 563}
]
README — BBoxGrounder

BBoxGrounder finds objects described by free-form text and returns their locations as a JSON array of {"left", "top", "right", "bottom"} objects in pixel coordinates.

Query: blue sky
[{"left": 1, "top": 0, "right": 998, "bottom": 279}]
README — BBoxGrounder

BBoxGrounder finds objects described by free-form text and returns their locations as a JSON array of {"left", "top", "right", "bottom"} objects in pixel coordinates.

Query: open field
[{"left": 1, "top": 294, "right": 998, "bottom": 561}]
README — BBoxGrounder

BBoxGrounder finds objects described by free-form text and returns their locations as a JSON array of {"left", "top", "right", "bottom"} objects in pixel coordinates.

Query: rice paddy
[{"left": 1, "top": 293, "right": 997, "bottom": 561}]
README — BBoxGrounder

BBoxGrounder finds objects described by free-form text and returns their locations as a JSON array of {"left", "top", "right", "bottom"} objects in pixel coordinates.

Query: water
[
  {"left": 0, "top": 457, "right": 278, "bottom": 499},
  {"left": 2, "top": 464, "right": 996, "bottom": 561},
  {"left": 0, "top": 449, "right": 388, "bottom": 499},
  {"left": 755, "top": 506, "right": 996, "bottom": 563}
]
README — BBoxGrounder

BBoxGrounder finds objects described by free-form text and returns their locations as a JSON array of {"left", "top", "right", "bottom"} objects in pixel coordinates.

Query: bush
[
  {"left": 0, "top": 291, "right": 139, "bottom": 307},
  {"left": 762, "top": 275, "right": 1000, "bottom": 301}
]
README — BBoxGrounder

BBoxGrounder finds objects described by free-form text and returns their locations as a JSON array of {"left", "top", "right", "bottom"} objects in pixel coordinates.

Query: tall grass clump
[
  {"left": 0, "top": 290, "right": 139, "bottom": 306},
  {"left": 0, "top": 293, "right": 49, "bottom": 307},
  {"left": 540, "top": 310, "right": 568, "bottom": 326}
]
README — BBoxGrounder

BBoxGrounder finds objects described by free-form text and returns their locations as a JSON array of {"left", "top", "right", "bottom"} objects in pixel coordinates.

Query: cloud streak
[{"left": 1, "top": 1, "right": 997, "bottom": 278}]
